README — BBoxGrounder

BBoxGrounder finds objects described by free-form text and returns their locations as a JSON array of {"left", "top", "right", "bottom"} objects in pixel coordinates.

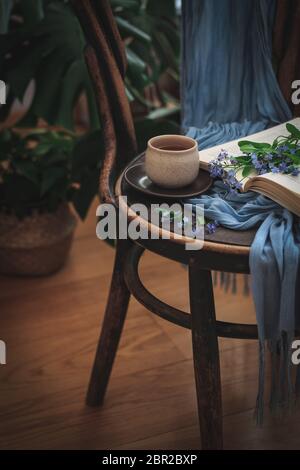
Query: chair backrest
[
  {"left": 71, "top": 0, "right": 137, "bottom": 205},
  {"left": 73, "top": 0, "right": 300, "bottom": 206}
]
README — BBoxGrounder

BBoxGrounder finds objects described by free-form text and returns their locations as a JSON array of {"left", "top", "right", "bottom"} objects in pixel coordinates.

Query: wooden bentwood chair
[{"left": 72, "top": 0, "right": 261, "bottom": 450}]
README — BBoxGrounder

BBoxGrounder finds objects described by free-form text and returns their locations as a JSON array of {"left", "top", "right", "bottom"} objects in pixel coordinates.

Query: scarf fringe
[
  {"left": 213, "top": 272, "right": 250, "bottom": 296},
  {"left": 254, "top": 332, "right": 296, "bottom": 425},
  {"left": 212, "top": 272, "right": 299, "bottom": 424}
]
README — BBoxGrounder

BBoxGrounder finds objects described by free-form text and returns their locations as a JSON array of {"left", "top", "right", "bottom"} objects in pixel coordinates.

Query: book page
[
  {"left": 198, "top": 118, "right": 300, "bottom": 193},
  {"left": 246, "top": 172, "right": 300, "bottom": 196},
  {"left": 198, "top": 118, "right": 300, "bottom": 166}
]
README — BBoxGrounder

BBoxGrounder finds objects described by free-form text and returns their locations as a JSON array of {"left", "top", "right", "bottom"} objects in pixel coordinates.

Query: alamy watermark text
[
  {"left": 0, "top": 340, "right": 6, "bottom": 365},
  {"left": 292, "top": 80, "right": 300, "bottom": 105}
]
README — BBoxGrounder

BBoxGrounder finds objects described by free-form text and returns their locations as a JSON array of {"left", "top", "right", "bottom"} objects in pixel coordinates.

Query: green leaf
[
  {"left": 0, "top": 0, "right": 13, "bottom": 33},
  {"left": 41, "top": 151, "right": 69, "bottom": 167},
  {"left": 125, "top": 86, "right": 134, "bottom": 102},
  {"left": 72, "top": 130, "right": 104, "bottom": 180},
  {"left": 286, "top": 123, "right": 300, "bottom": 139},
  {"left": 233, "top": 155, "right": 251, "bottom": 163},
  {"left": 41, "top": 167, "right": 66, "bottom": 196},
  {"left": 4, "top": 2, "right": 94, "bottom": 130},
  {"left": 126, "top": 48, "right": 146, "bottom": 74},
  {"left": 54, "top": 59, "right": 89, "bottom": 129},
  {"left": 238, "top": 140, "right": 272, "bottom": 151},
  {"left": 2, "top": 0, "right": 180, "bottom": 135},
  {"left": 125, "top": 47, "right": 149, "bottom": 90},
  {"left": 18, "top": 0, "right": 44, "bottom": 29},
  {"left": 242, "top": 165, "right": 253, "bottom": 178},
  {"left": 13, "top": 160, "right": 39, "bottom": 185},
  {"left": 6, "top": 38, "right": 48, "bottom": 100},
  {"left": 0, "top": 129, "right": 12, "bottom": 144},
  {"left": 115, "top": 16, "right": 151, "bottom": 43},
  {"left": 31, "top": 143, "right": 53, "bottom": 156},
  {"left": 110, "top": 0, "right": 140, "bottom": 10},
  {"left": 146, "top": 0, "right": 176, "bottom": 17},
  {"left": 153, "top": 30, "right": 178, "bottom": 70},
  {"left": 236, "top": 145, "right": 256, "bottom": 154},
  {"left": 147, "top": 105, "right": 180, "bottom": 120}
]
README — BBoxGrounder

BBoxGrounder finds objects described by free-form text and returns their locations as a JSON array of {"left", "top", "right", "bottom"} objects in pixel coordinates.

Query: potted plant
[
  {"left": 0, "top": 127, "right": 102, "bottom": 275},
  {"left": 0, "top": 0, "right": 181, "bottom": 276},
  {"left": 0, "top": 0, "right": 180, "bottom": 139}
]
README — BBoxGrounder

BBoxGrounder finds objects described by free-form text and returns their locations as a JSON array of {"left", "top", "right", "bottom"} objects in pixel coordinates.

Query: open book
[{"left": 198, "top": 118, "right": 300, "bottom": 217}]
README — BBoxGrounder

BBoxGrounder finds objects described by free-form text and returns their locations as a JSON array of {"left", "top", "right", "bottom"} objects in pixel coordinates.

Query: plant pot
[{"left": 0, "top": 203, "right": 77, "bottom": 276}]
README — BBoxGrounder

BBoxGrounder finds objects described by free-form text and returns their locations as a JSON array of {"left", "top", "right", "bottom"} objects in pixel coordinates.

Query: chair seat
[{"left": 115, "top": 154, "right": 256, "bottom": 273}]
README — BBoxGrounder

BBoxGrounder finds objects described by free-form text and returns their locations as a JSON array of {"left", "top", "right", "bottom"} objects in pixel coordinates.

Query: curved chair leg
[
  {"left": 189, "top": 258, "right": 223, "bottom": 450},
  {"left": 86, "top": 238, "right": 131, "bottom": 406}
]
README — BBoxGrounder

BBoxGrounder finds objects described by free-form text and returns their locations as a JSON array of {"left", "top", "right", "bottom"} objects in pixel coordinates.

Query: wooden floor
[{"left": 1, "top": 200, "right": 300, "bottom": 450}]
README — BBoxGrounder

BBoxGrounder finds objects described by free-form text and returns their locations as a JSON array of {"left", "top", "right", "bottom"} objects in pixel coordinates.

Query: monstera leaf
[
  {"left": 0, "top": 0, "right": 180, "bottom": 221},
  {"left": 0, "top": 0, "right": 13, "bottom": 33},
  {"left": 1, "top": 0, "right": 179, "bottom": 129},
  {"left": 1, "top": 1, "right": 99, "bottom": 130}
]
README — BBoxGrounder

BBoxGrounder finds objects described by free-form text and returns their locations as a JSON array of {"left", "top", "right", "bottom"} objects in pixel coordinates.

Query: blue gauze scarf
[
  {"left": 190, "top": 183, "right": 300, "bottom": 422},
  {"left": 181, "top": 0, "right": 300, "bottom": 422}
]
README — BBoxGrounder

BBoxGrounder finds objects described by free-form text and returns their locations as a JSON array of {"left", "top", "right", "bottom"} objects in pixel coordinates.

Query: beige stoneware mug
[{"left": 145, "top": 135, "right": 199, "bottom": 189}]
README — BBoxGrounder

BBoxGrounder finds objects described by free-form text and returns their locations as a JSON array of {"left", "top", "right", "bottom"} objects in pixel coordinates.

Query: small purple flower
[
  {"left": 279, "top": 162, "right": 288, "bottom": 173},
  {"left": 251, "top": 154, "right": 264, "bottom": 171},
  {"left": 258, "top": 164, "right": 268, "bottom": 175},
  {"left": 209, "top": 160, "right": 224, "bottom": 178},
  {"left": 206, "top": 220, "right": 219, "bottom": 234},
  {"left": 222, "top": 168, "right": 243, "bottom": 193},
  {"left": 255, "top": 162, "right": 263, "bottom": 171},
  {"left": 271, "top": 167, "right": 280, "bottom": 173},
  {"left": 217, "top": 149, "right": 228, "bottom": 161},
  {"left": 291, "top": 167, "right": 300, "bottom": 176},
  {"left": 279, "top": 145, "right": 289, "bottom": 152},
  {"left": 210, "top": 130, "right": 300, "bottom": 196},
  {"left": 251, "top": 153, "right": 258, "bottom": 164}
]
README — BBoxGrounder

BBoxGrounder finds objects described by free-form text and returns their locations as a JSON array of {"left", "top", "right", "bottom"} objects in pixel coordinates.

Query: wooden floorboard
[{"left": 0, "top": 200, "right": 300, "bottom": 449}]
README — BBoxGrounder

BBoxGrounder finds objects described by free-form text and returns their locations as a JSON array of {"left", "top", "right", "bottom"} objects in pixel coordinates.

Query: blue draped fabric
[
  {"left": 181, "top": 0, "right": 299, "bottom": 420},
  {"left": 181, "top": 0, "right": 292, "bottom": 148},
  {"left": 189, "top": 184, "right": 300, "bottom": 422}
]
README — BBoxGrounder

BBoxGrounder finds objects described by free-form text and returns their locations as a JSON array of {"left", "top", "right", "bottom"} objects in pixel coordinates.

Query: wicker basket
[{"left": 0, "top": 203, "right": 77, "bottom": 276}]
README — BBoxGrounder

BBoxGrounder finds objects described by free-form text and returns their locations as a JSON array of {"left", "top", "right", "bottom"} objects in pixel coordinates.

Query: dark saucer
[{"left": 124, "top": 162, "right": 212, "bottom": 199}]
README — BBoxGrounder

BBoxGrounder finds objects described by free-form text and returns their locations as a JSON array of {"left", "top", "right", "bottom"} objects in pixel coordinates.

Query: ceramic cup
[{"left": 145, "top": 135, "right": 199, "bottom": 189}]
